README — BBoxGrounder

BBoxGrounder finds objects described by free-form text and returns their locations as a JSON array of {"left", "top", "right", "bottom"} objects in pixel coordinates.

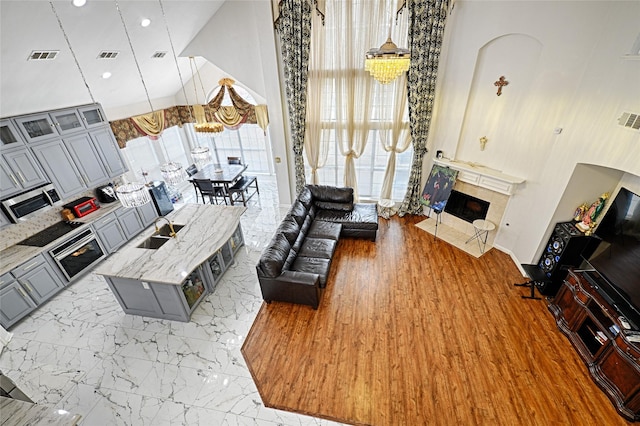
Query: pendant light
[{"left": 365, "top": 6, "right": 410, "bottom": 84}]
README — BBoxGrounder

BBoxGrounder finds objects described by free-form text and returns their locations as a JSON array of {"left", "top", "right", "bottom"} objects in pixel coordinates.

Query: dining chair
[
  {"left": 185, "top": 164, "right": 200, "bottom": 203},
  {"left": 193, "top": 178, "right": 228, "bottom": 205}
]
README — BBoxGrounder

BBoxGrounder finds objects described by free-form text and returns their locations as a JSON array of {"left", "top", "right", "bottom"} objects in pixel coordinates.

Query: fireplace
[{"left": 444, "top": 190, "right": 490, "bottom": 223}]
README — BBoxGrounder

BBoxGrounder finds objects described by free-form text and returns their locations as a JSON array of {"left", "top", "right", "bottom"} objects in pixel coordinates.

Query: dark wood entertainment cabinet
[{"left": 549, "top": 269, "right": 640, "bottom": 422}]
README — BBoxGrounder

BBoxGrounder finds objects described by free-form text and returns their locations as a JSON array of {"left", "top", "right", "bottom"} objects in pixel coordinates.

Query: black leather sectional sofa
[{"left": 256, "top": 185, "right": 379, "bottom": 309}]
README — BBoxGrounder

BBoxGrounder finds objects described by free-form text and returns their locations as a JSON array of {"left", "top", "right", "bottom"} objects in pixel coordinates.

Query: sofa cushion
[
  {"left": 298, "top": 186, "right": 313, "bottom": 210},
  {"left": 279, "top": 215, "right": 300, "bottom": 245},
  {"left": 257, "top": 233, "right": 291, "bottom": 278},
  {"left": 290, "top": 200, "right": 308, "bottom": 226},
  {"left": 291, "top": 256, "right": 331, "bottom": 287},
  {"left": 297, "top": 237, "right": 337, "bottom": 259},
  {"left": 315, "top": 201, "right": 354, "bottom": 211},
  {"left": 308, "top": 185, "right": 353, "bottom": 204},
  {"left": 307, "top": 220, "right": 342, "bottom": 241},
  {"left": 316, "top": 203, "right": 378, "bottom": 230}
]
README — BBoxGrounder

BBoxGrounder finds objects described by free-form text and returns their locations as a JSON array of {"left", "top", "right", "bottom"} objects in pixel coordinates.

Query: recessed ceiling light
[
  {"left": 102, "top": 72, "right": 112, "bottom": 79},
  {"left": 141, "top": 18, "right": 151, "bottom": 27},
  {"left": 72, "top": 0, "right": 87, "bottom": 7}
]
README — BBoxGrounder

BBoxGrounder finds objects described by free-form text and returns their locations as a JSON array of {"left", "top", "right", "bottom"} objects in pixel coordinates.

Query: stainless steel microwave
[{"left": 1, "top": 183, "right": 61, "bottom": 223}]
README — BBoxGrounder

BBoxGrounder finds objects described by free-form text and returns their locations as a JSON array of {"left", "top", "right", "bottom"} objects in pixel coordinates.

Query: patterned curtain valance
[
  {"left": 130, "top": 110, "right": 165, "bottom": 140},
  {"left": 109, "top": 79, "right": 269, "bottom": 148}
]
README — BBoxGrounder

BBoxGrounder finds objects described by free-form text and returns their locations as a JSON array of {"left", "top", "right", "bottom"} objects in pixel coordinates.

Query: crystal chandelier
[
  {"left": 116, "top": 182, "right": 151, "bottom": 208},
  {"left": 365, "top": 8, "right": 410, "bottom": 85}
]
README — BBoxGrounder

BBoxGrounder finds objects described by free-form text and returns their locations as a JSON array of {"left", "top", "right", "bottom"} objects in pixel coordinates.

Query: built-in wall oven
[{"left": 49, "top": 228, "right": 106, "bottom": 280}]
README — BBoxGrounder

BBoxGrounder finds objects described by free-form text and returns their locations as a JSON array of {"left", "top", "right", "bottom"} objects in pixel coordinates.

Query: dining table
[{"left": 189, "top": 163, "right": 247, "bottom": 206}]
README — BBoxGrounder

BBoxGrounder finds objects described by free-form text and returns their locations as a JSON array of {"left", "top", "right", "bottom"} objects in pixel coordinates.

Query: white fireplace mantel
[{"left": 434, "top": 158, "right": 525, "bottom": 195}]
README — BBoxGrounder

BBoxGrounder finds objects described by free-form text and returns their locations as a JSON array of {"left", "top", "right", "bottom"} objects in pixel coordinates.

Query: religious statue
[{"left": 575, "top": 193, "right": 609, "bottom": 233}]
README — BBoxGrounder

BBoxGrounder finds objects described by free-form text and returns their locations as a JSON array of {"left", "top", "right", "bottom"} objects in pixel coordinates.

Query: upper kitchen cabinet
[
  {"left": 0, "top": 148, "right": 48, "bottom": 199},
  {"left": 78, "top": 104, "right": 108, "bottom": 129},
  {"left": 49, "top": 108, "right": 85, "bottom": 136},
  {"left": 31, "top": 138, "right": 86, "bottom": 198},
  {"left": 90, "top": 127, "right": 127, "bottom": 177},
  {"left": 13, "top": 113, "right": 59, "bottom": 144},
  {"left": 0, "top": 119, "right": 26, "bottom": 150},
  {"left": 64, "top": 134, "right": 109, "bottom": 187}
]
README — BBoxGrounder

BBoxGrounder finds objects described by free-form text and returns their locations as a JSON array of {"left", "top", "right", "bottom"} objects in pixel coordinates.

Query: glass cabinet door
[
  {"left": 230, "top": 225, "right": 244, "bottom": 255},
  {"left": 0, "top": 120, "right": 25, "bottom": 148},
  {"left": 204, "top": 252, "right": 224, "bottom": 290},
  {"left": 78, "top": 105, "right": 107, "bottom": 128},
  {"left": 182, "top": 268, "right": 206, "bottom": 309},
  {"left": 50, "top": 109, "right": 84, "bottom": 134},
  {"left": 14, "top": 113, "right": 58, "bottom": 143}
]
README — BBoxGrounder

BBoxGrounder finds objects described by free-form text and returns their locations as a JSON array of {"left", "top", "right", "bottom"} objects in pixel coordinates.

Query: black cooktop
[{"left": 17, "top": 221, "right": 84, "bottom": 247}]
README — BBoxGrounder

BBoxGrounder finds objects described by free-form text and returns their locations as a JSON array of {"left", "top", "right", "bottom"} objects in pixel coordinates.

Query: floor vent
[
  {"left": 28, "top": 50, "right": 58, "bottom": 61},
  {"left": 98, "top": 51, "right": 119, "bottom": 59},
  {"left": 618, "top": 112, "right": 640, "bottom": 130},
  {"left": 152, "top": 51, "right": 167, "bottom": 59}
]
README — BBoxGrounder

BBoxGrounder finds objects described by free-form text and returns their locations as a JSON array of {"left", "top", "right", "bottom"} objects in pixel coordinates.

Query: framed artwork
[{"left": 420, "top": 165, "right": 459, "bottom": 212}]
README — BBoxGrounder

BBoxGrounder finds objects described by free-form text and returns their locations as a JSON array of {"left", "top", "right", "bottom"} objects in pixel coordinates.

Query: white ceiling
[{"left": 0, "top": 0, "right": 226, "bottom": 119}]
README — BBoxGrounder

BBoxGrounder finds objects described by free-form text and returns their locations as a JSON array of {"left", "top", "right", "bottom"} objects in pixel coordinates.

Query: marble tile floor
[
  {"left": 0, "top": 175, "right": 346, "bottom": 426},
  {"left": 414, "top": 217, "right": 493, "bottom": 258}
]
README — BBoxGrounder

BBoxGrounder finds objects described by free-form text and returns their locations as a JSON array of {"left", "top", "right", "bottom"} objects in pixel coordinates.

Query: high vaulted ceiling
[{"left": 0, "top": 0, "right": 226, "bottom": 119}]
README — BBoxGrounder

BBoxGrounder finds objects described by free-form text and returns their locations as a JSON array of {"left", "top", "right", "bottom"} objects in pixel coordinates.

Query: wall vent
[
  {"left": 152, "top": 51, "right": 167, "bottom": 59},
  {"left": 618, "top": 112, "right": 640, "bottom": 131},
  {"left": 28, "top": 50, "right": 59, "bottom": 61},
  {"left": 97, "top": 51, "right": 119, "bottom": 59}
]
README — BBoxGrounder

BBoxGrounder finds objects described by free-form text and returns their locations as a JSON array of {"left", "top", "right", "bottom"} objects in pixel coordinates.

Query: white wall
[{"left": 428, "top": 1, "right": 640, "bottom": 263}]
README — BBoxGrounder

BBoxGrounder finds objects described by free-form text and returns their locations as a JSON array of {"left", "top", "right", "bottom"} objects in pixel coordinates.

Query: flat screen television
[{"left": 582, "top": 187, "right": 640, "bottom": 330}]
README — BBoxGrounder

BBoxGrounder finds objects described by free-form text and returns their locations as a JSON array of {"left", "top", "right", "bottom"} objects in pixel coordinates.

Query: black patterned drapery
[
  {"left": 399, "top": 0, "right": 450, "bottom": 216},
  {"left": 275, "top": 0, "right": 313, "bottom": 194}
]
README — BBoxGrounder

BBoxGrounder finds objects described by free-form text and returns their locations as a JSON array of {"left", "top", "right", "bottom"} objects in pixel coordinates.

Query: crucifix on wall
[{"left": 494, "top": 75, "right": 509, "bottom": 96}]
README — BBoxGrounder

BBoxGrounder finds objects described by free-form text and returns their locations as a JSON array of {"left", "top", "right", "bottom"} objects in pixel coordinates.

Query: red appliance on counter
[{"left": 63, "top": 196, "right": 100, "bottom": 218}]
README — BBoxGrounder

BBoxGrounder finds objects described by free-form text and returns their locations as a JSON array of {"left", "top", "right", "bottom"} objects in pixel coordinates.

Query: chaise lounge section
[{"left": 256, "top": 185, "right": 378, "bottom": 309}]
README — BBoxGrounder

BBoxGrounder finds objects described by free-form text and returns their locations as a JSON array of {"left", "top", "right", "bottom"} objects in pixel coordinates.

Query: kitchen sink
[
  {"left": 138, "top": 236, "right": 171, "bottom": 250},
  {"left": 154, "top": 224, "right": 185, "bottom": 237}
]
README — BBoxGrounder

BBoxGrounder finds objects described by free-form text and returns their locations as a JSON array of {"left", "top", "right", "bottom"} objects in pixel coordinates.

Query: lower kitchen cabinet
[
  {"left": 116, "top": 207, "right": 144, "bottom": 238},
  {"left": 93, "top": 211, "right": 127, "bottom": 254},
  {"left": 104, "top": 266, "right": 208, "bottom": 323},
  {"left": 0, "top": 255, "right": 65, "bottom": 329},
  {"left": 136, "top": 201, "right": 158, "bottom": 227}
]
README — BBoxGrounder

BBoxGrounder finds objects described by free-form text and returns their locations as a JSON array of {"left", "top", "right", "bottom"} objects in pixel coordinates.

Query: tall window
[{"left": 304, "top": 0, "right": 412, "bottom": 201}]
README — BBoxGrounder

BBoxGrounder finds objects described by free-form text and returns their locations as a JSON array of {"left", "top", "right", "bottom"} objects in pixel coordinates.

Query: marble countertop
[
  {"left": 0, "top": 396, "right": 81, "bottom": 425},
  {"left": 0, "top": 202, "right": 123, "bottom": 276},
  {"left": 94, "top": 204, "right": 245, "bottom": 285}
]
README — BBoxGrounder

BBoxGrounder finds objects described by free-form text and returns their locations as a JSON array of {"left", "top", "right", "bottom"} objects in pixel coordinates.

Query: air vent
[
  {"left": 152, "top": 51, "right": 167, "bottom": 59},
  {"left": 98, "top": 51, "right": 119, "bottom": 59},
  {"left": 618, "top": 112, "right": 640, "bottom": 130},
  {"left": 28, "top": 50, "right": 59, "bottom": 61}
]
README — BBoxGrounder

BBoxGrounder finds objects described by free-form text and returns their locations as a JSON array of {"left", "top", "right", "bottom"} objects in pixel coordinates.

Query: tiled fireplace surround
[{"left": 433, "top": 181, "right": 509, "bottom": 249}]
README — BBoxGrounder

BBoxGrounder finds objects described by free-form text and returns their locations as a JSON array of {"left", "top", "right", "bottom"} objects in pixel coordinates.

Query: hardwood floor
[{"left": 241, "top": 215, "right": 633, "bottom": 426}]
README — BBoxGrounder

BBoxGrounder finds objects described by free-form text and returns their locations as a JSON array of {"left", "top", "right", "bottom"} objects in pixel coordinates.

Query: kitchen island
[{"left": 94, "top": 203, "right": 245, "bottom": 322}]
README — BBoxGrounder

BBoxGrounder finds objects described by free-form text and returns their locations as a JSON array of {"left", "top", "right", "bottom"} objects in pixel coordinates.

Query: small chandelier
[
  {"left": 160, "top": 160, "right": 187, "bottom": 186},
  {"left": 116, "top": 182, "right": 151, "bottom": 208},
  {"left": 365, "top": 37, "right": 410, "bottom": 84}
]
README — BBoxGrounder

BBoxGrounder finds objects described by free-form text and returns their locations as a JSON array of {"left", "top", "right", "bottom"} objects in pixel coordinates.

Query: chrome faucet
[{"left": 154, "top": 216, "right": 177, "bottom": 238}]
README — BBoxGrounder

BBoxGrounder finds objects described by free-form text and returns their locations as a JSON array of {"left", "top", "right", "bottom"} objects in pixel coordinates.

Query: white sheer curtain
[{"left": 305, "top": 0, "right": 409, "bottom": 201}]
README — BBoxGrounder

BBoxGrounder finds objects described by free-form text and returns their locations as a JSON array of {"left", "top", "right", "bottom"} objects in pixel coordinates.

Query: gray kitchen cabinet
[
  {"left": 0, "top": 281, "right": 37, "bottom": 329},
  {"left": 31, "top": 138, "right": 85, "bottom": 198},
  {"left": 136, "top": 200, "right": 158, "bottom": 226},
  {"left": 49, "top": 108, "right": 85, "bottom": 136},
  {"left": 0, "top": 156, "right": 21, "bottom": 197},
  {"left": 78, "top": 104, "right": 108, "bottom": 129},
  {"left": 13, "top": 113, "right": 59, "bottom": 144},
  {"left": 116, "top": 207, "right": 144, "bottom": 238},
  {"left": 93, "top": 211, "right": 127, "bottom": 254},
  {"left": 0, "top": 254, "right": 65, "bottom": 329},
  {"left": 64, "top": 133, "right": 109, "bottom": 187},
  {"left": 12, "top": 254, "right": 65, "bottom": 304},
  {"left": 0, "top": 119, "right": 25, "bottom": 148},
  {"left": 90, "top": 127, "right": 127, "bottom": 177},
  {"left": 1, "top": 148, "right": 48, "bottom": 194},
  {"left": 104, "top": 265, "right": 208, "bottom": 322}
]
